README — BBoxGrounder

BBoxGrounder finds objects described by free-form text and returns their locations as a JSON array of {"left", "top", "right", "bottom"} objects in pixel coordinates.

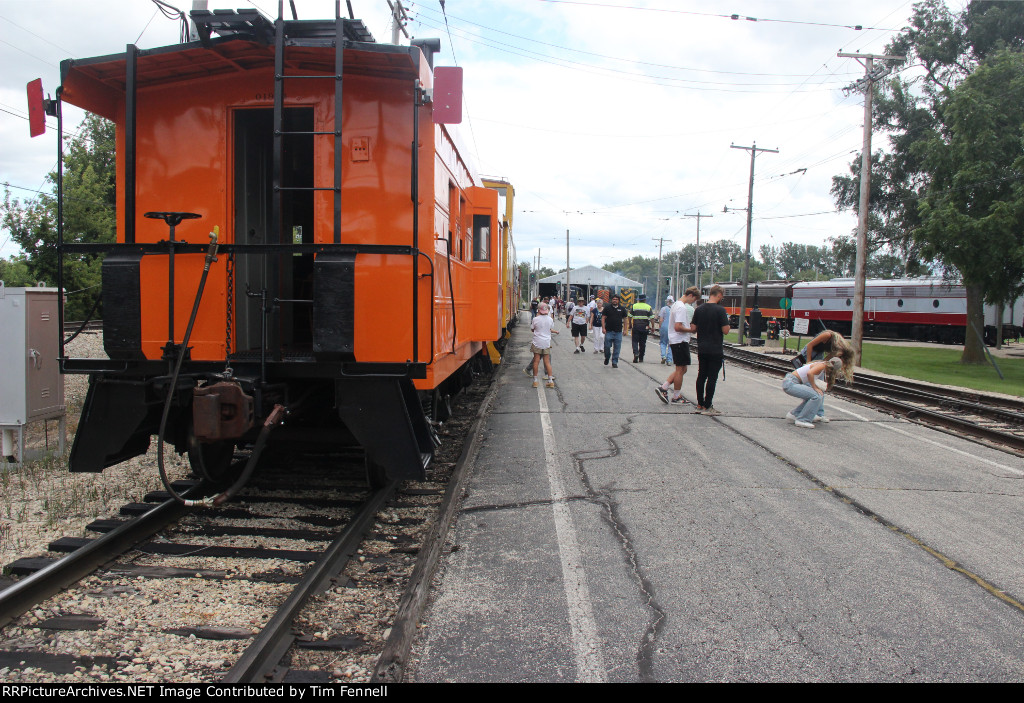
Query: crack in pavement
[
  {"left": 718, "top": 419, "right": 1024, "bottom": 619},
  {"left": 567, "top": 414, "right": 667, "bottom": 683}
]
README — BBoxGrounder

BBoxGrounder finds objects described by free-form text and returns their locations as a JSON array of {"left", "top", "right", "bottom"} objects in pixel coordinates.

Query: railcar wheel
[{"left": 187, "top": 431, "right": 239, "bottom": 486}]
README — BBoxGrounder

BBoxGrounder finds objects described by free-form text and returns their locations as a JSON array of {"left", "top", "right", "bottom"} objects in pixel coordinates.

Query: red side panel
[
  {"left": 27, "top": 79, "right": 45, "bottom": 137},
  {"left": 433, "top": 67, "right": 463, "bottom": 124}
]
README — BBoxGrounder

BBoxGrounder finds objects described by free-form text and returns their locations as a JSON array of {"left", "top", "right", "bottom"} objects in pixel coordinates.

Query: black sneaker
[
  {"left": 612, "top": 363, "right": 618, "bottom": 368},
  {"left": 604, "top": 357, "right": 609, "bottom": 366},
  {"left": 633, "top": 356, "right": 639, "bottom": 363},
  {"left": 655, "top": 387, "right": 669, "bottom": 404},
  {"left": 574, "top": 349, "right": 580, "bottom": 354},
  {"left": 580, "top": 344, "right": 585, "bottom": 352}
]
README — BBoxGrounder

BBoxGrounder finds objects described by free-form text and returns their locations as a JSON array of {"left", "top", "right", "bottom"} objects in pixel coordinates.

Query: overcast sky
[{"left": 0, "top": 0, "right": 954, "bottom": 275}]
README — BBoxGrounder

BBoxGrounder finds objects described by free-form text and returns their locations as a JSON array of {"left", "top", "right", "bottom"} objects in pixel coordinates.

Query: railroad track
[
  {"left": 0, "top": 371, "right": 494, "bottom": 683},
  {"left": 724, "top": 344, "right": 1024, "bottom": 455},
  {"left": 62, "top": 320, "right": 103, "bottom": 335}
]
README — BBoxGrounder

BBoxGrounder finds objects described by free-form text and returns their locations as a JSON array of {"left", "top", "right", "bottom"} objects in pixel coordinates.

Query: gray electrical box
[{"left": 0, "top": 283, "right": 66, "bottom": 464}]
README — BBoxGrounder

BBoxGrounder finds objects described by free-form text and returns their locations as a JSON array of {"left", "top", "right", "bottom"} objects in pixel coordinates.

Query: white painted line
[
  {"left": 536, "top": 384, "right": 607, "bottom": 682},
  {"left": 829, "top": 405, "right": 1024, "bottom": 476},
  {"left": 747, "top": 375, "right": 1024, "bottom": 476}
]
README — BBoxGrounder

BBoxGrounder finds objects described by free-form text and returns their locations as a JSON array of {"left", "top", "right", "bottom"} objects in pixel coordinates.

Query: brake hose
[{"left": 156, "top": 228, "right": 221, "bottom": 506}]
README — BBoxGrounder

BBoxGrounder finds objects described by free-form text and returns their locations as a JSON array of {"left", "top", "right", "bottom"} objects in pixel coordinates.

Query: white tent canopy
[{"left": 537, "top": 265, "right": 643, "bottom": 291}]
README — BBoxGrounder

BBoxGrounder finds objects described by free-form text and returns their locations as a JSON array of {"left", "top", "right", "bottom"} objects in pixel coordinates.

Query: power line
[
  {"left": 410, "top": 14, "right": 853, "bottom": 92},
  {"left": 412, "top": 3, "right": 860, "bottom": 79},
  {"left": 532, "top": 0, "right": 897, "bottom": 32}
]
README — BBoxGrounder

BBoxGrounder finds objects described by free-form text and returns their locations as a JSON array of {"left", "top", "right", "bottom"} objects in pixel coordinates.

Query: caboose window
[{"left": 473, "top": 215, "right": 490, "bottom": 261}]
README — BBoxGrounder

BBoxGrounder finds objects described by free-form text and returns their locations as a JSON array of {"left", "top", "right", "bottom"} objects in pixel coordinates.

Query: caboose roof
[{"left": 60, "top": 16, "right": 422, "bottom": 120}]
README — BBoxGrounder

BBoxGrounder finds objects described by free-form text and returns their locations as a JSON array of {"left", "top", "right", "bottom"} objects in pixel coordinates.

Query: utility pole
[
  {"left": 730, "top": 142, "right": 778, "bottom": 344},
  {"left": 683, "top": 212, "right": 712, "bottom": 292},
  {"left": 839, "top": 51, "right": 903, "bottom": 364},
  {"left": 565, "top": 229, "right": 570, "bottom": 303},
  {"left": 674, "top": 254, "right": 680, "bottom": 298},
  {"left": 653, "top": 237, "right": 670, "bottom": 305},
  {"left": 536, "top": 248, "right": 541, "bottom": 300},
  {"left": 387, "top": 0, "right": 410, "bottom": 44}
]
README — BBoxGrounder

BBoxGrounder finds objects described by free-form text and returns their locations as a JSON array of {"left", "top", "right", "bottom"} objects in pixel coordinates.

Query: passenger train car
[
  {"left": 706, "top": 281, "right": 795, "bottom": 328},
  {"left": 792, "top": 279, "right": 1022, "bottom": 344},
  {"left": 49, "top": 6, "right": 517, "bottom": 491}
]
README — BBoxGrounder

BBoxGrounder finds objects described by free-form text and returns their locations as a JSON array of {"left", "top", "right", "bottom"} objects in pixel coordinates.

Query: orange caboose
[{"left": 59, "top": 8, "right": 511, "bottom": 489}]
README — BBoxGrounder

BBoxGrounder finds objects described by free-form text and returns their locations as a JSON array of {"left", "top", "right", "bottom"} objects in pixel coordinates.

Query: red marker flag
[
  {"left": 27, "top": 78, "right": 46, "bottom": 137},
  {"left": 432, "top": 67, "right": 463, "bottom": 125}
]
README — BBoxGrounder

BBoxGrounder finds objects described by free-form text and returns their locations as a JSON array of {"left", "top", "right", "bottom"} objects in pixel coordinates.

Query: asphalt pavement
[{"left": 411, "top": 313, "right": 1024, "bottom": 682}]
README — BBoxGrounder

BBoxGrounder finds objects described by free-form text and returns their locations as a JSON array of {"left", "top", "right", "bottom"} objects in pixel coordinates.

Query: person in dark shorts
[
  {"left": 568, "top": 297, "right": 589, "bottom": 354},
  {"left": 691, "top": 284, "right": 732, "bottom": 415},
  {"left": 602, "top": 295, "right": 626, "bottom": 367},
  {"left": 655, "top": 287, "right": 699, "bottom": 404}
]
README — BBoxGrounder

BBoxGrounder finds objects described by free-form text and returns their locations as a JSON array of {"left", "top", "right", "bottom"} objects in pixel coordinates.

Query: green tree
[
  {"left": 1, "top": 114, "right": 115, "bottom": 320},
  {"left": 0, "top": 253, "right": 34, "bottom": 287},
  {"left": 916, "top": 48, "right": 1024, "bottom": 346},
  {"left": 833, "top": 0, "right": 1024, "bottom": 363}
]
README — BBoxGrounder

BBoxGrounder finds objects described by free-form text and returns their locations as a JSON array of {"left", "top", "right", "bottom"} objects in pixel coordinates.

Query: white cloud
[{"left": 0, "top": 0, "right": 921, "bottom": 273}]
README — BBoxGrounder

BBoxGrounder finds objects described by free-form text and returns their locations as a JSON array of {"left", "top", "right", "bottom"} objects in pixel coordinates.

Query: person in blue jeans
[
  {"left": 783, "top": 357, "right": 843, "bottom": 428},
  {"left": 601, "top": 295, "right": 626, "bottom": 368},
  {"left": 793, "top": 329, "right": 853, "bottom": 421}
]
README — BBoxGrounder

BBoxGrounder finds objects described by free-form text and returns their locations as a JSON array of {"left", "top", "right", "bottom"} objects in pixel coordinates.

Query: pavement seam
[
  {"left": 460, "top": 496, "right": 591, "bottom": 514},
  {"left": 568, "top": 414, "right": 667, "bottom": 683},
  {"left": 719, "top": 421, "right": 1024, "bottom": 618}
]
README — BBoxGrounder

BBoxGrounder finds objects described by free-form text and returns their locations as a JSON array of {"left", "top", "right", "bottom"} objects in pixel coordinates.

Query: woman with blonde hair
[
  {"left": 783, "top": 356, "right": 850, "bottom": 428},
  {"left": 793, "top": 329, "right": 854, "bottom": 422}
]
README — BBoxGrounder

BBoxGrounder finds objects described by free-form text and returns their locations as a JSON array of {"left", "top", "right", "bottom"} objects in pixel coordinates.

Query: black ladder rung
[
  {"left": 276, "top": 74, "right": 342, "bottom": 80},
  {"left": 275, "top": 130, "right": 340, "bottom": 136}
]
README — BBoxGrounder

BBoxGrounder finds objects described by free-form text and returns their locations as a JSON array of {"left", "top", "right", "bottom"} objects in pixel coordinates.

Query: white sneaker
[
  {"left": 785, "top": 412, "right": 797, "bottom": 423},
  {"left": 794, "top": 420, "right": 815, "bottom": 429},
  {"left": 814, "top": 416, "right": 830, "bottom": 423}
]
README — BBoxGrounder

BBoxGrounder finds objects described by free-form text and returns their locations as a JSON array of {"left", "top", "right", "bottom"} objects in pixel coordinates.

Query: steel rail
[
  {"left": 222, "top": 480, "right": 399, "bottom": 683},
  {"left": 724, "top": 346, "right": 1024, "bottom": 454},
  {"left": 728, "top": 345, "right": 1023, "bottom": 416},
  {"left": 0, "top": 482, "right": 208, "bottom": 630}
]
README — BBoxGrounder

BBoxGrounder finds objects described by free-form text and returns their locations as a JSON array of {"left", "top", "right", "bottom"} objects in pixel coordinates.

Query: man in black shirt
[
  {"left": 601, "top": 295, "right": 626, "bottom": 368},
  {"left": 691, "top": 284, "right": 732, "bottom": 414}
]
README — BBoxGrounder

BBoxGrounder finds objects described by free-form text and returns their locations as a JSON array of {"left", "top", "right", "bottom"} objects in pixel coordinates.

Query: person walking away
[
  {"left": 602, "top": 295, "right": 627, "bottom": 368},
  {"left": 530, "top": 297, "right": 539, "bottom": 320},
  {"left": 691, "top": 284, "right": 731, "bottom": 415},
  {"left": 530, "top": 302, "right": 559, "bottom": 388},
  {"left": 658, "top": 296, "right": 674, "bottom": 364},
  {"left": 783, "top": 357, "right": 845, "bottom": 428},
  {"left": 591, "top": 298, "right": 605, "bottom": 354},
  {"left": 568, "top": 297, "right": 589, "bottom": 353},
  {"left": 655, "top": 287, "right": 700, "bottom": 404},
  {"left": 628, "top": 294, "right": 655, "bottom": 363}
]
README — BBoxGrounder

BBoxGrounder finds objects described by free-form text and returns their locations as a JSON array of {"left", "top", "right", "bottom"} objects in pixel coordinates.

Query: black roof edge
[{"left": 60, "top": 34, "right": 417, "bottom": 87}]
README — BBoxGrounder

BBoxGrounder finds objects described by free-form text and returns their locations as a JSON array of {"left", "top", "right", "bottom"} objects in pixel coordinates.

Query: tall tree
[
  {"left": 916, "top": 48, "right": 1024, "bottom": 343},
  {"left": 833, "top": 0, "right": 1024, "bottom": 363},
  {"left": 1, "top": 114, "right": 115, "bottom": 320}
]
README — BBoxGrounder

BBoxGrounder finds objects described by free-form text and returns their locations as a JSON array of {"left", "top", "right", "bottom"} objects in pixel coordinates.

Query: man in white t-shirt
[
  {"left": 568, "top": 298, "right": 589, "bottom": 353},
  {"left": 655, "top": 287, "right": 699, "bottom": 404},
  {"left": 529, "top": 302, "right": 559, "bottom": 388}
]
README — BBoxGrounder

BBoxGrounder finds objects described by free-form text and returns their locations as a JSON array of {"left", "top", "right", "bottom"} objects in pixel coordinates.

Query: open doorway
[{"left": 233, "top": 107, "right": 315, "bottom": 355}]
